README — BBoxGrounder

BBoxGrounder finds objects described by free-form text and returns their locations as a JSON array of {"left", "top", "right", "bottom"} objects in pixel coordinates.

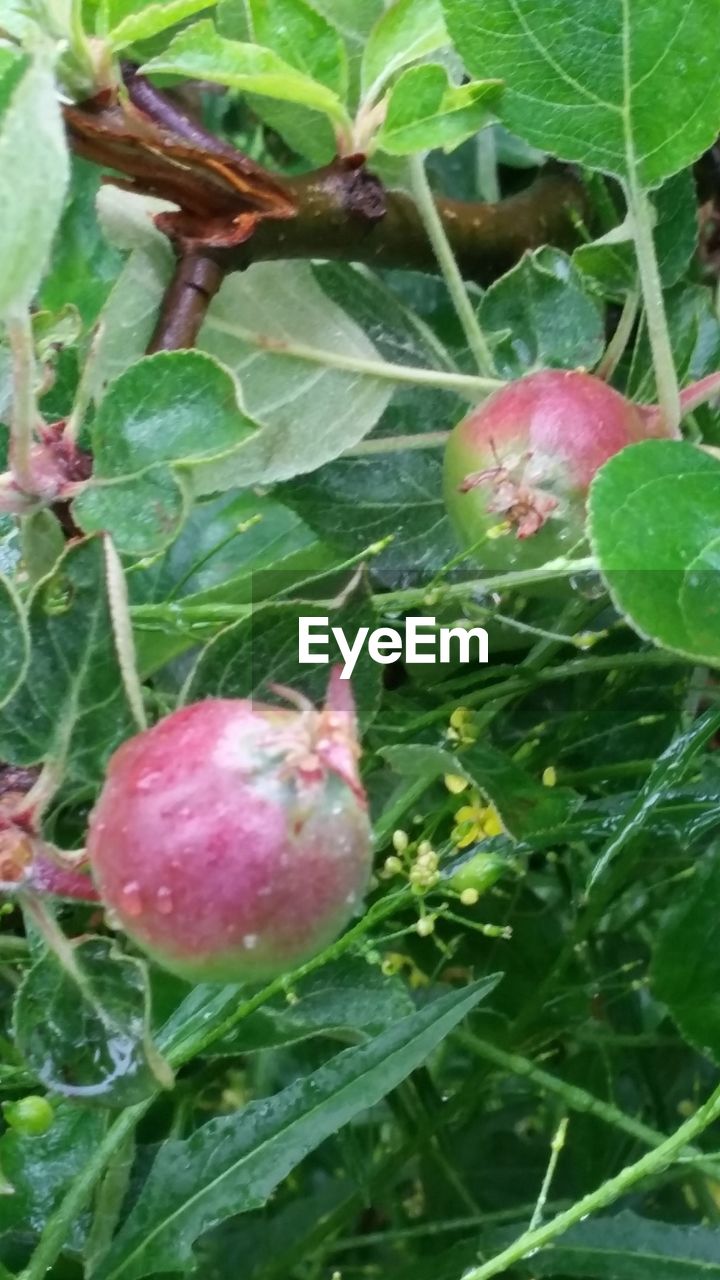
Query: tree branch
[
  {"left": 64, "top": 72, "right": 590, "bottom": 353},
  {"left": 235, "top": 165, "right": 587, "bottom": 285},
  {"left": 146, "top": 252, "right": 226, "bottom": 352}
]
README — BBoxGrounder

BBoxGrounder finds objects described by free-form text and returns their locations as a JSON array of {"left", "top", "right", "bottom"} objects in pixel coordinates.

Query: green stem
[
  {"left": 344, "top": 430, "right": 450, "bottom": 456},
  {"left": 408, "top": 153, "right": 496, "bottom": 378},
  {"left": 129, "top": 556, "right": 599, "bottom": 625},
  {"left": 462, "top": 1075, "right": 720, "bottom": 1280},
  {"left": 19, "top": 1104, "right": 147, "bottom": 1280},
  {"left": 595, "top": 288, "right": 639, "bottom": 382},
  {"left": 624, "top": 177, "right": 680, "bottom": 435},
  {"left": 460, "top": 1032, "right": 720, "bottom": 1182},
  {"left": 204, "top": 314, "right": 502, "bottom": 397},
  {"left": 396, "top": 648, "right": 683, "bottom": 735},
  {"left": 6, "top": 309, "right": 37, "bottom": 493},
  {"left": 21, "top": 889, "right": 411, "bottom": 1280},
  {"left": 104, "top": 536, "right": 147, "bottom": 731},
  {"left": 528, "top": 1116, "right": 568, "bottom": 1231}
]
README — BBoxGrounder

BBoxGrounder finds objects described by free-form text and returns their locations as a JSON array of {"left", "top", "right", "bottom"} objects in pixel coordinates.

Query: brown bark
[{"left": 63, "top": 70, "right": 590, "bottom": 352}]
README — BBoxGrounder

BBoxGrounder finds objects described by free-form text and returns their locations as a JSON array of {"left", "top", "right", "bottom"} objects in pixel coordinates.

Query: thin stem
[
  {"left": 460, "top": 1032, "right": 720, "bottom": 1182},
  {"left": 19, "top": 1105, "right": 148, "bottom": 1280},
  {"left": 461, "top": 1076, "right": 720, "bottom": 1279},
  {"left": 476, "top": 128, "right": 500, "bottom": 204},
  {"left": 104, "top": 536, "right": 147, "bottom": 731},
  {"left": 595, "top": 289, "right": 639, "bottom": 382},
  {"left": 204, "top": 313, "right": 502, "bottom": 396},
  {"left": 380, "top": 555, "right": 598, "bottom": 609},
  {"left": 624, "top": 177, "right": 681, "bottom": 436},
  {"left": 679, "top": 371, "right": 720, "bottom": 416},
  {"left": 6, "top": 309, "right": 37, "bottom": 493},
  {"left": 130, "top": 555, "right": 600, "bottom": 625},
  {"left": 528, "top": 1116, "right": 568, "bottom": 1231},
  {"left": 22, "top": 889, "right": 411, "bottom": 1280},
  {"left": 408, "top": 153, "right": 496, "bottom": 378},
  {"left": 344, "top": 431, "right": 450, "bottom": 457},
  {"left": 65, "top": 320, "right": 105, "bottom": 443}
]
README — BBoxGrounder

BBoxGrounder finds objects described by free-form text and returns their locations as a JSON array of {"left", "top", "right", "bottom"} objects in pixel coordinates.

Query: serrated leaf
[
  {"left": 652, "top": 842, "right": 720, "bottom": 1062},
  {"left": 248, "top": 0, "right": 349, "bottom": 96},
  {"left": 0, "top": 538, "right": 136, "bottom": 784},
  {"left": 0, "top": 46, "right": 70, "bottom": 315},
  {"left": 141, "top": 19, "right": 350, "bottom": 127},
  {"left": 575, "top": 171, "right": 698, "bottom": 295},
  {"left": 377, "top": 63, "right": 502, "bottom": 154},
  {"left": 93, "top": 977, "right": 500, "bottom": 1280},
  {"left": 195, "top": 262, "right": 393, "bottom": 487},
  {"left": 14, "top": 937, "right": 173, "bottom": 1107},
  {"left": 108, "top": 0, "right": 215, "bottom": 49},
  {"left": 381, "top": 741, "right": 580, "bottom": 839},
  {"left": 443, "top": 0, "right": 720, "bottom": 187},
  {"left": 0, "top": 574, "right": 29, "bottom": 708},
  {"left": 479, "top": 247, "right": 605, "bottom": 378},
  {"left": 588, "top": 440, "right": 720, "bottom": 666},
  {"left": 74, "top": 351, "right": 257, "bottom": 555},
  {"left": 362, "top": 0, "right": 448, "bottom": 98}
]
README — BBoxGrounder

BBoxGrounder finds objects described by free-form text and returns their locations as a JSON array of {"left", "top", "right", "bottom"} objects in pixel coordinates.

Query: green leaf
[
  {"left": 361, "top": 0, "right": 448, "bottom": 99},
  {"left": 92, "top": 977, "right": 501, "bottom": 1280},
  {"left": 75, "top": 468, "right": 191, "bottom": 560},
  {"left": 0, "top": 46, "right": 70, "bottom": 316},
  {"left": 376, "top": 63, "right": 502, "bottom": 155},
  {"left": 588, "top": 441, "right": 720, "bottom": 666},
  {"left": 381, "top": 741, "right": 581, "bottom": 839},
  {"left": 0, "top": 1102, "right": 107, "bottom": 1240},
  {"left": 247, "top": 0, "right": 349, "bottom": 96},
  {"left": 14, "top": 937, "right": 173, "bottom": 1107},
  {"left": 443, "top": 0, "right": 720, "bottom": 187},
  {"left": 195, "top": 263, "right": 393, "bottom": 488},
  {"left": 0, "top": 574, "right": 29, "bottom": 709},
  {"left": 512, "top": 1210, "right": 720, "bottom": 1276},
  {"left": 20, "top": 510, "right": 67, "bottom": 586},
  {"left": 652, "top": 842, "right": 720, "bottom": 1062},
  {"left": 171, "top": 957, "right": 415, "bottom": 1054},
  {"left": 479, "top": 247, "right": 606, "bottom": 379},
  {"left": 278, "top": 262, "right": 463, "bottom": 577},
  {"left": 575, "top": 171, "right": 698, "bottom": 295},
  {"left": 217, "top": 0, "right": 338, "bottom": 163},
  {"left": 74, "top": 351, "right": 258, "bottom": 555},
  {"left": 0, "top": 538, "right": 136, "bottom": 784},
  {"left": 185, "top": 583, "right": 382, "bottom": 730},
  {"left": 140, "top": 19, "right": 351, "bottom": 127},
  {"left": 108, "top": 0, "right": 215, "bottom": 49}
]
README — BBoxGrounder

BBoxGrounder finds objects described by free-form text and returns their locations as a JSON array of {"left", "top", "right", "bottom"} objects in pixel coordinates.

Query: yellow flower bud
[{"left": 444, "top": 773, "right": 469, "bottom": 795}]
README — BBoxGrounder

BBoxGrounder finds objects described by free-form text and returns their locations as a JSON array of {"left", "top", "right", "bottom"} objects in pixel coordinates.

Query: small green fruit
[{"left": 3, "top": 1095, "right": 54, "bottom": 1136}]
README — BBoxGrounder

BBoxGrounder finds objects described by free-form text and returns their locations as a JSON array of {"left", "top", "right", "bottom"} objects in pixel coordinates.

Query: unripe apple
[
  {"left": 87, "top": 674, "right": 372, "bottom": 983},
  {"left": 444, "top": 370, "right": 670, "bottom": 569}
]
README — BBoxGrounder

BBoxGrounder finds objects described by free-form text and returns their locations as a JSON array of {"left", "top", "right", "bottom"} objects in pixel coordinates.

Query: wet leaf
[
  {"left": 13, "top": 937, "right": 173, "bottom": 1108},
  {"left": 92, "top": 977, "right": 500, "bottom": 1280}
]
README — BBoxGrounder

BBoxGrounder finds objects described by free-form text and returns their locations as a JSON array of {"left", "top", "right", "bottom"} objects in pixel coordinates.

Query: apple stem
[
  {"left": 624, "top": 178, "right": 681, "bottom": 438},
  {"left": 595, "top": 289, "right": 639, "bottom": 382},
  {"left": 409, "top": 152, "right": 497, "bottom": 379},
  {"left": 678, "top": 371, "right": 720, "bottom": 416},
  {"left": 104, "top": 535, "right": 148, "bottom": 732}
]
